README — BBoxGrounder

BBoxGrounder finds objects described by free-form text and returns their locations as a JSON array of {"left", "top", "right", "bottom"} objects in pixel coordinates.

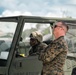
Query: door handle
[
  {"left": 19, "top": 62, "right": 22, "bottom": 67},
  {"left": 14, "top": 61, "right": 22, "bottom": 68}
]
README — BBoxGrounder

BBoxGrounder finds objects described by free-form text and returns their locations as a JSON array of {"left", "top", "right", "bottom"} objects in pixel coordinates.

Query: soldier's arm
[
  {"left": 39, "top": 42, "right": 66, "bottom": 63},
  {"left": 29, "top": 49, "right": 33, "bottom": 55}
]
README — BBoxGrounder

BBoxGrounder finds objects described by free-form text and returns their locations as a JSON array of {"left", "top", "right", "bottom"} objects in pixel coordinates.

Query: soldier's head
[
  {"left": 53, "top": 21, "right": 69, "bottom": 39},
  {"left": 29, "top": 31, "right": 43, "bottom": 46}
]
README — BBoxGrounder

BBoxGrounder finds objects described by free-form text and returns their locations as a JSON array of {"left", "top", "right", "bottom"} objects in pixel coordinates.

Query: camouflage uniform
[
  {"left": 39, "top": 36, "right": 68, "bottom": 75},
  {"left": 29, "top": 42, "right": 47, "bottom": 55}
]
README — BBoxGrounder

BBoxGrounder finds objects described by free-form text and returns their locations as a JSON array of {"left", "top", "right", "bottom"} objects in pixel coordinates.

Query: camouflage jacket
[
  {"left": 29, "top": 42, "right": 47, "bottom": 56},
  {"left": 39, "top": 36, "right": 68, "bottom": 75}
]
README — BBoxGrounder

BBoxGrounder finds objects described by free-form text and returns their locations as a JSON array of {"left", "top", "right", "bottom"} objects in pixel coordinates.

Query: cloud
[
  {"left": 46, "top": 12, "right": 62, "bottom": 17},
  {"left": 0, "top": 0, "right": 76, "bottom": 18},
  {"left": 1, "top": 10, "right": 32, "bottom": 17}
]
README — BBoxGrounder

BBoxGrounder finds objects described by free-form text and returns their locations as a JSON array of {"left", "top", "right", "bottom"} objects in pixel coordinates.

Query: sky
[{"left": 0, "top": 0, "right": 76, "bottom": 18}]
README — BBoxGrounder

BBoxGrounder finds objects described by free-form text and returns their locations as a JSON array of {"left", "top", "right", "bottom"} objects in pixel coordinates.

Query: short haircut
[
  {"left": 60, "top": 21, "right": 69, "bottom": 31},
  {"left": 55, "top": 21, "right": 69, "bottom": 31}
]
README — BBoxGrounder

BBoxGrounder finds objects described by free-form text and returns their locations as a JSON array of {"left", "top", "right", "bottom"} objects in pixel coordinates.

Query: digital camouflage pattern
[
  {"left": 39, "top": 36, "right": 68, "bottom": 75},
  {"left": 29, "top": 42, "right": 47, "bottom": 55}
]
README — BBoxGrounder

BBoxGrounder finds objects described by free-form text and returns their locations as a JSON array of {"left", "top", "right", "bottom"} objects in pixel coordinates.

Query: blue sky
[{"left": 0, "top": 0, "right": 76, "bottom": 18}]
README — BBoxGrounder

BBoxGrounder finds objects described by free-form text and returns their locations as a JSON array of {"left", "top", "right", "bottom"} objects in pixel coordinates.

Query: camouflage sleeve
[
  {"left": 39, "top": 42, "right": 67, "bottom": 63},
  {"left": 41, "top": 43, "right": 48, "bottom": 50},
  {"left": 38, "top": 43, "right": 48, "bottom": 53},
  {"left": 29, "top": 49, "right": 33, "bottom": 55}
]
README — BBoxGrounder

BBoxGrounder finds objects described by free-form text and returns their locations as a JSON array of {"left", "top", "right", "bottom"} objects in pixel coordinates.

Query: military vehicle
[{"left": 0, "top": 16, "right": 76, "bottom": 75}]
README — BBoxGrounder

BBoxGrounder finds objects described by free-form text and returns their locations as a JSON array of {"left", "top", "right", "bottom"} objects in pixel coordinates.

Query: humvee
[{"left": 0, "top": 16, "right": 76, "bottom": 75}]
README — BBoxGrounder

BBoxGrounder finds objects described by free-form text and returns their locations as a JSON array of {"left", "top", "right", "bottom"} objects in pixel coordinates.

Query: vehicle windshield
[
  {"left": 19, "top": 23, "right": 52, "bottom": 56},
  {"left": 0, "top": 22, "right": 17, "bottom": 60}
]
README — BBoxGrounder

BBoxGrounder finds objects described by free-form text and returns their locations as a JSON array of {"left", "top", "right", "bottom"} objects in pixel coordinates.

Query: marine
[
  {"left": 39, "top": 21, "right": 69, "bottom": 75},
  {"left": 29, "top": 31, "right": 47, "bottom": 55}
]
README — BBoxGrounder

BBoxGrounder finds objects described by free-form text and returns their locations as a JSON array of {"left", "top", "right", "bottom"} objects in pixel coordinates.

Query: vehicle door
[
  {"left": 9, "top": 22, "right": 52, "bottom": 75},
  {"left": 0, "top": 17, "right": 18, "bottom": 75}
]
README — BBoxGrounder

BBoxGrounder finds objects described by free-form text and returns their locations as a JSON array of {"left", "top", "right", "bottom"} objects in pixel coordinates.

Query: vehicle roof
[{"left": 0, "top": 15, "right": 76, "bottom": 25}]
